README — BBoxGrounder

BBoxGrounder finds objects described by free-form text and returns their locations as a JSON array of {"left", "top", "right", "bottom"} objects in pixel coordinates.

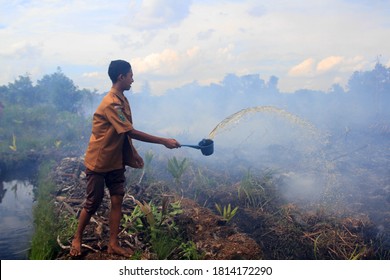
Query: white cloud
[
  {"left": 82, "top": 72, "right": 100, "bottom": 78},
  {"left": 0, "top": 41, "right": 42, "bottom": 59},
  {"left": 186, "top": 46, "right": 200, "bottom": 58},
  {"left": 217, "top": 44, "right": 235, "bottom": 60},
  {"left": 316, "top": 56, "right": 344, "bottom": 72},
  {"left": 127, "top": 0, "right": 193, "bottom": 30},
  {"left": 339, "top": 56, "right": 368, "bottom": 72},
  {"left": 333, "top": 76, "right": 343, "bottom": 85},
  {"left": 197, "top": 29, "right": 215, "bottom": 40},
  {"left": 0, "top": 0, "right": 389, "bottom": 94},
  {"left": 247, "top": 5, "right": 267, "bottom": 17},
  {"left": 288, "top": 58, "right": 315, "bottom": 77},
  {"left": 132, "top": 49, "right": 180, "bottom": 74}
]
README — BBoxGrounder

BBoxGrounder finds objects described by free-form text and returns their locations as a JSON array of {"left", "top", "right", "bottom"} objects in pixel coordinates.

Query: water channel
[{"left": 0, "top": 166, "right": 36, "bottom": 260}]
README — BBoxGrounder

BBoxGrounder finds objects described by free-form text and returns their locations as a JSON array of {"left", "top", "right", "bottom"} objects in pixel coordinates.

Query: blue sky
[{"left": 1, "top": 0, "right": 389, "bottom": 95}]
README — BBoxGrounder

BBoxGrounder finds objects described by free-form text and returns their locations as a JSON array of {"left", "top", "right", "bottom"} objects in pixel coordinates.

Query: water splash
[{"left": 208, "top": 106, "right": 321, "bottom": 140}]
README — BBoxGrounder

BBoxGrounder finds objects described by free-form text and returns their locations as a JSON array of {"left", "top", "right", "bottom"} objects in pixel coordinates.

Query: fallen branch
[
  {"left": 61, "top": 201, "right": 77, "bottom": 216},
  {"left": 56, "top": 235, "right": 99, "bottom": 253}
]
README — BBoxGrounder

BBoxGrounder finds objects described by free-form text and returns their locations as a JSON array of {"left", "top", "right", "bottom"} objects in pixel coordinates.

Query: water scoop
[{"left": 180, "top": 138, "right": 214, "bottom": 156}]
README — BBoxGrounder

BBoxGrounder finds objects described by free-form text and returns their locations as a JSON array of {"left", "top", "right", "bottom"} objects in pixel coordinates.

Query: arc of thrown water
[{"left": 208, "top": 105, "right": 320, "bottom": 140}]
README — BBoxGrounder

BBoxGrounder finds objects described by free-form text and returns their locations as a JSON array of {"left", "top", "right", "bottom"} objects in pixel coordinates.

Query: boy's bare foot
[
  {"left": 70, "top": 238, "right": 82, "bottom": 256},
  {"left": 107, "top": 244, "right": 133, "bottom": 257}
]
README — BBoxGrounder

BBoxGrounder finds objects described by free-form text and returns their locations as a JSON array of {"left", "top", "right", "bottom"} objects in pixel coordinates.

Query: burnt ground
[
  {"left": 51, "top": 156, "right": 389, "bottom": 260},
  {"left": 53, "top": 157, "right": 262, "bottom": 260}
]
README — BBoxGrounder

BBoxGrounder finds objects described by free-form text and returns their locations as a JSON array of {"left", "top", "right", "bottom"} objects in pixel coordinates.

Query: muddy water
[{"left": 0, "top": 178, "right": 35, "bottom": 259}]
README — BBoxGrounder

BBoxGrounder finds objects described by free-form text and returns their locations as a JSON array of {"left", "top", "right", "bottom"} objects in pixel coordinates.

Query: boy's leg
[
  {"left": 70, "top": 169, "right": 105, "bottom": 256},
  {"left": 70, "top": 208, "right": 92, "bottom": 256},
  {"left": 106, "top": 168, "right": 132, "bottom": 257},
  {"left": 107, "top": 194, "right": 132, "bottom": 257}
]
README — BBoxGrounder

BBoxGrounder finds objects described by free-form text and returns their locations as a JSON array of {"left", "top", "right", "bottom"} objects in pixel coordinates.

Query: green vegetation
[
  {"left": 0, "top": 70, "right": 93, "bottom": 166},
  {"left": 28, "top": 161, "right": 81, "bottom": 260},
  {"left": 178, "top": 240, "right": 203, "bottom": 260},
  {"left": 138, "top": 150, "right": 155, "bottom": 185},
  {"left": 0, "top": 70, "right": 97, "bottom": 259},
  {"left": 29, "top": 161, "right": 59, "bottom": 259},
  {"left": 121, "top": 197, "right": 202, "bottom": 260},
  {"left": 190, "top": 167, "right": 218, "bottom": 204},
  {"left": 215, "top": 203, "right": 238, "bottom": 223},
  {"left": 237, "top": 169, "right": 279, "bottom": 210},
  {"left": 135, "top": 198, "right": 182, "bottom": 259},
  {"left": 167, "top": 156, "right": 189, "bottom": 184}
]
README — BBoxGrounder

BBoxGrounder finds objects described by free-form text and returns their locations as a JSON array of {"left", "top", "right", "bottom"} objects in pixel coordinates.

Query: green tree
[
  {"left": 5, "top": 75, "right": 37, "bottom": 106},
  {"left": 347, "top": 63, "right": 390, "bottom": 115},
  {"left": 36, "top": 68, "right": 82, "bottom": 112}
]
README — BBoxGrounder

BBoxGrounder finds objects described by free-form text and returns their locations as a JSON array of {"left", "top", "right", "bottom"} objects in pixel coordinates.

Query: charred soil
[
  {"left": 53, "top": 157, "right": 262, "bottom": 260},
  {"left": 51, "top": 157, "right": 388, "bottom": 260}
]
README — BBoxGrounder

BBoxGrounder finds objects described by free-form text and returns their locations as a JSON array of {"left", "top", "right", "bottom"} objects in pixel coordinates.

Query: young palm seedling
[
  {"left": 9, "top": 134, "right": 17, "bottom": 151},
  {"left": 122, "top": 197, "right": 185, "bottom": 259},
  {"left": 167, "top": 156, "right": 189, "bottom": 185},
  {"left": 215, "top": 203, "right": 239, "bottom": 223},
  {"left": 138, "top": 150, "right": 154, "bottom": 185}
]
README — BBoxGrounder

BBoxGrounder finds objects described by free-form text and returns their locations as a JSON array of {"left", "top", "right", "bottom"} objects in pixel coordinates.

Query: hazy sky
[{"left": 1, "top": 0, "right": 389, "bottom": 95}]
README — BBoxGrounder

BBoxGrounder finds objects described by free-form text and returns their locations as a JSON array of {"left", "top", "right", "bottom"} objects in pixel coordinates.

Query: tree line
[
  {"left": 0, "top": 68, "right": 94, "bottom": 165},
  {"left": 0, "top": 63, "right": 389, "bottom": 166},
  {"left": 0, "top": 67, "right": 96, "bottom": 114}
]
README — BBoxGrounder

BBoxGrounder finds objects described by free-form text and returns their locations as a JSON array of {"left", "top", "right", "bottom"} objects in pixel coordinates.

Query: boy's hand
[
  {"left": 164, "top": 138, "right": 181, "bottom": 149},
  {"left": 133, "top": 153, "right": 144, "bottom": 168}
]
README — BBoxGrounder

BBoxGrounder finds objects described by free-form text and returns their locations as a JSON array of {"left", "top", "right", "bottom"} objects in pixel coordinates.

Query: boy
[{"left": 70, "top": 60, "right": 180, "bottom": 257}]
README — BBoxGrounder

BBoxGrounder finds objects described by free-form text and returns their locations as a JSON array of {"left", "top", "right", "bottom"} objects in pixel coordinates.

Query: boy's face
[{"left": 119, "top": 70, "right": 134, "bottom": 91}]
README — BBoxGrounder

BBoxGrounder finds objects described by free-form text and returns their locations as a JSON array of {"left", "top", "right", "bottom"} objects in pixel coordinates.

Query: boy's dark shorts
[{"left": 83, "top": 168, "right": 126, "bottom": 214}]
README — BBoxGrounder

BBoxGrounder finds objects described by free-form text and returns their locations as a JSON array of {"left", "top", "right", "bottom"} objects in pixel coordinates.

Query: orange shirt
[{"left": 84, "top": 88, "right": 139, "bottom": 172}]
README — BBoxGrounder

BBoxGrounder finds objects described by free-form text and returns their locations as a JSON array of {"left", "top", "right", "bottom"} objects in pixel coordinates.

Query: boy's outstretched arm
[{"left": 127, "top": 129, "right": 181, "bottom": 149}]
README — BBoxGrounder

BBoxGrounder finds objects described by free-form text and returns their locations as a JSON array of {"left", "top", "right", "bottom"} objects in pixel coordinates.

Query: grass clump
[{"left": 29, "top": 161, "right": 60, "bottom": 260}]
